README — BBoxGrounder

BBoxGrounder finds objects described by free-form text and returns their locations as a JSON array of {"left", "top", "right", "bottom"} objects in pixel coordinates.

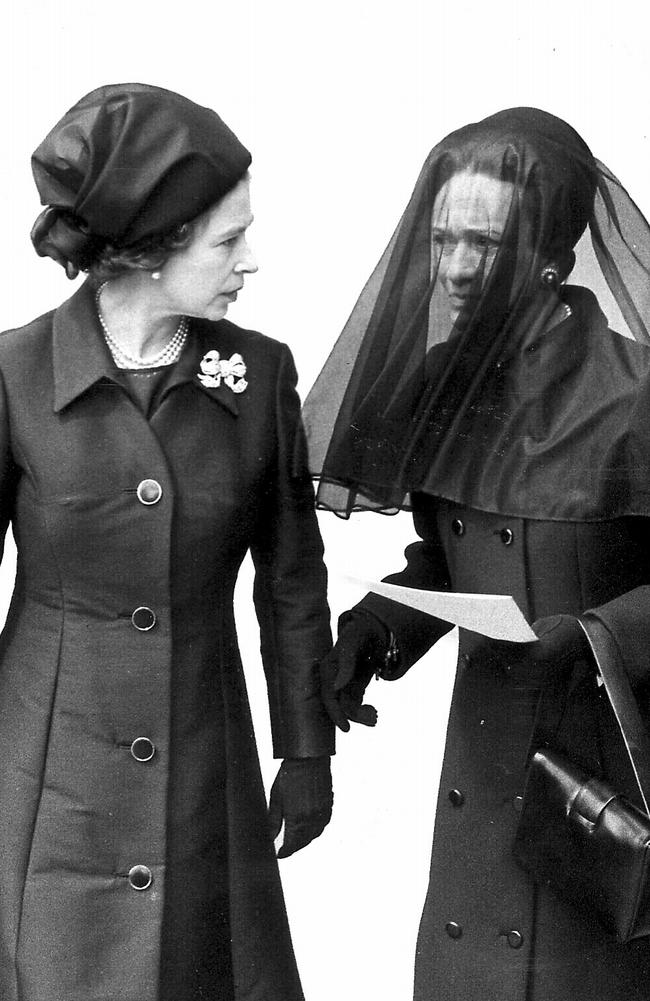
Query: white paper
[{"left": 345, "top": 577, "right": 537, "bottom": 643}]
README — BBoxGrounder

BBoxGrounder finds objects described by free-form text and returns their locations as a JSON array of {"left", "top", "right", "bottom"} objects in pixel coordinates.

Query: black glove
[
  {"left": 268, "top": 756, "right": 333, "bottom": 859},
  {"left": 319, "top": 611, "right": 394, "bottom": 732},
  {"left": 532, "top": 614, "right": 592, "bottom": 662},
  {"left": 501, "top": 614, "right": 594, "bottom": 679}
]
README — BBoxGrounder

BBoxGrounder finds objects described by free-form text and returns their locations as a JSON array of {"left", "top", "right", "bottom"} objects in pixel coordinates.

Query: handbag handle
[{"left": 581, "top": 614, "right": 650, "bottom": 815}]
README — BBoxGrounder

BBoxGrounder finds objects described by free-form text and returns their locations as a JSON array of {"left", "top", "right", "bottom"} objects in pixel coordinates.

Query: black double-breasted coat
[
  {"left": 0, "top": 282, "right": 333, "bottom": 1001},
  {"left": 362, "top": 494, "right": 650, "bottom": 1000},
  {"left": 354, "top": 295, "right": 650, "bottom": 1000}
]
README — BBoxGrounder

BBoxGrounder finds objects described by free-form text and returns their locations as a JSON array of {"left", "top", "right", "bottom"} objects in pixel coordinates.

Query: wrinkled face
[
  {"left": 157, "top": 176, "right": 257, "bottom": 321},
  {"left": 432, "top": 170, "right": 516, "bottom": 326}
]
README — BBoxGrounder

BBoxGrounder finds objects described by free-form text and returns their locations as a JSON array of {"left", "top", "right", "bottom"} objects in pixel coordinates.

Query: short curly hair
[
  {"left": 87, "top": 221, "right": 194, "bottom": 281},
  {"left": 30, "top": 206, "right": 196, "bottom": 281}
]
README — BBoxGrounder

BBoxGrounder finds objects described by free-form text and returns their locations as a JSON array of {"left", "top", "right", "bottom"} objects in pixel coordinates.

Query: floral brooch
[{"left": 197, "top": 350, "right": 248, "bottom": 394}]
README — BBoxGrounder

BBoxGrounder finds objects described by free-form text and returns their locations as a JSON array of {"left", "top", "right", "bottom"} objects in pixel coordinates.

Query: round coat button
[
  {"left": 448, "top": 789, "right": 465, "bottom": 808},
  {"left": 136, "top": 479, "right": 162, "bottom": 505},
  {"left": 445, "top": 921, "right": 463, "bottom": 939},
  {"left": 130, "top": 737, "right": 155, "bottom": 762},
  {"left": 451, "top": 518, "right": 465, "bottom": 537},
  {"left": 507, "top": 930, "right": 524, "bottom": 949},
  {"left": 512, "top": 794, "right": 524, "bottom": 813},
  {"left": 500, "top": 527, "right": 514, "bottom": 546},
  {"left": 131, "top": 606, "right": 156, "bottom": 631},
  {"left": 128, "top": 865, "right": 153, "bottom": 891}
]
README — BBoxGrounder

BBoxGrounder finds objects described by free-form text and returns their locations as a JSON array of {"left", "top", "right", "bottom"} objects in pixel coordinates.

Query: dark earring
[{"left": 540, "top": 263, "right": 560, "bottom": 290}]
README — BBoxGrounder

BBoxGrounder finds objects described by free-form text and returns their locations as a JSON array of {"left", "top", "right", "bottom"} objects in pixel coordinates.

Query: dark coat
[
  {"left": 361, "top": 493, "right": 650, "bottom": 1001},
  {"left": 0, "top": 282, "right": 334, "bottom": 1001}
]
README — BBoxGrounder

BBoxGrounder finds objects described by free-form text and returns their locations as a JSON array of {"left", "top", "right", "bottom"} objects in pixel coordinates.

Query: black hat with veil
[{"left": 303, "top": 108, "right": 650, "bottom": 521}]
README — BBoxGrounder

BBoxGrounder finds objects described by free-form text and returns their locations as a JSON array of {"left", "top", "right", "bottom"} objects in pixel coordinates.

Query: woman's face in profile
[
  {"left": 431, "top": 170, "right": 516, "bottom": 326},
  {"left": 157, "top": 176, "right": 258, "bottom": 321}
]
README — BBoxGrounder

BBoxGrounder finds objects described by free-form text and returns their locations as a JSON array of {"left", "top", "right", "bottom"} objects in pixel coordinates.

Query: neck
[{"left": 97, "top": 273, "right": 183, "bottom": 361}]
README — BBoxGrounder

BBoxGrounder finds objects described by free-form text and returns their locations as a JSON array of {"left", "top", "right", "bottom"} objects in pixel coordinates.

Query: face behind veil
[{"left": 303, "top": 108, "right": 650, "bottom": 520}]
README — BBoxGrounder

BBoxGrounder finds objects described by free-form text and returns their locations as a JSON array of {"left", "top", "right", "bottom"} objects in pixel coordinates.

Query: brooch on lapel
[{"left": 197, "top": 350, "right": 248, "bottom": 394}]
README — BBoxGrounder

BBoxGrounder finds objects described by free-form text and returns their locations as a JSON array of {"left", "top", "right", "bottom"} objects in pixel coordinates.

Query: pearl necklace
[{"left": 95, "top": 282, "right": 189, "bottom": 369}]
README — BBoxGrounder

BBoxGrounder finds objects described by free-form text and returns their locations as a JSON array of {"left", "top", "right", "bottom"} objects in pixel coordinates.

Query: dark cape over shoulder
[
  {"left": 409, "top": 285, "right": 650, "bottom": 520},
  {"left": 315, "top": 285, "right": 650, "bottom": 521}
]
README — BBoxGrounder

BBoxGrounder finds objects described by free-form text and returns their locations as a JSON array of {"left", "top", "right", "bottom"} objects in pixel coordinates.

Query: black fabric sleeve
[{"left": 250, "top": 344, "right": 335, "bottom": 758}]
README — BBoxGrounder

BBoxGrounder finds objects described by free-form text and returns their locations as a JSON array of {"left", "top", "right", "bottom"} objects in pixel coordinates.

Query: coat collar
[
  {"left": 53, "top": 281, "right": 239, "bottom": 416},
  {"left": 53, "top": 281, "right": 115, "bottom": 413}
]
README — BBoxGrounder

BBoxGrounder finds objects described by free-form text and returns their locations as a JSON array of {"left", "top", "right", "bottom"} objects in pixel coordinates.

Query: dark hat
[{"left": 31, "top": 82, "right": 251, "bottom": 270}]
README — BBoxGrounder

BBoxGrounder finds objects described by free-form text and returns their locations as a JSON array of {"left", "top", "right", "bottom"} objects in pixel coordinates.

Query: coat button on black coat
[
  {"left": 500, "top": 527, "right": 514, "bottom": 546},
  {"left": 448, "top": 789, "right": 465, "bottom": 807},
  {"left": 445, "top": 921, "right": 463, "bottom": 939},
  {"left": 507, "top": 929, "right": 524, "bottom": 949},
  {"left": 130, "top": 737, "right": 155, "bottom": 762},
  {"left": 136, "top": 478, "right": 163, "bottom": 505},
  {"left": 451, "top": 518, "right": 465, "bottom": 537},
  {"left": 128, "top": 865, "right": 153, "bottom": 891},
  {"left": 131, "top": 606, "right": 156, "bottom": 631}
]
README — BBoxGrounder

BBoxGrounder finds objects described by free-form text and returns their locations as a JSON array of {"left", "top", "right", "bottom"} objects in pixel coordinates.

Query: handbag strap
[{"left": 581, "top": 614, "right": 650, "bottom": 815}]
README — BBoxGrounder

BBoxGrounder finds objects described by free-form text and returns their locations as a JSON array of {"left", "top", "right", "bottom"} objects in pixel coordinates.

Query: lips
[{"left": 448, "top": 289, "right": 478, "bottom": 312}]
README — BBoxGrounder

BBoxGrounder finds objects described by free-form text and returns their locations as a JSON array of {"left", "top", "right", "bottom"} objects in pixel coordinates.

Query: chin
[
  {"left": 449, "top": 302, "right": 476, "bottom": 331},
  {"left": 196, "top": 303, "right": 229, "bottom": 322}
]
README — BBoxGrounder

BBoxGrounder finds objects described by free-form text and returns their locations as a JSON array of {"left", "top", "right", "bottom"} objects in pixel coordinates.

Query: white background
[{"left": 1, "top": 2, "right": 649, "bottom": 998}]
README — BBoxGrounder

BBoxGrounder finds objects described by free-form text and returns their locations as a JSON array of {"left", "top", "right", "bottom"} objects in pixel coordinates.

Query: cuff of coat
[
  {"left": 271, "top": 700, "right": 336, "bottom": 759},
  {"left": 354, "top": 591, "right": 452, "bottom": 679}
]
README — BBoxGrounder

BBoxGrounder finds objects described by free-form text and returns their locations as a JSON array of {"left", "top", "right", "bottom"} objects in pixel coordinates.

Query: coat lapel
[{"left": 159, "top": 327, "right": 241, "bottom": 417}]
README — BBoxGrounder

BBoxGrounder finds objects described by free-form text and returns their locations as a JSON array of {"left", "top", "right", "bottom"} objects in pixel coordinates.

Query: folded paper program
[{"left": 345, "top": 577, "right": 537, "bottom": 642}]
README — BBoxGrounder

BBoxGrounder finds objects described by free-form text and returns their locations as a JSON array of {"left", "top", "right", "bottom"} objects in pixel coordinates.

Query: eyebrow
[{"left": 216, "top": 216, "right": 255, "bottom": 241}]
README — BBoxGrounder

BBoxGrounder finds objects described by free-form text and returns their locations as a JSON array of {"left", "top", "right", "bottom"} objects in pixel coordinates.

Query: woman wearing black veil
[{"left": 305, "top": 109, "right": 650, "bottom": 999}]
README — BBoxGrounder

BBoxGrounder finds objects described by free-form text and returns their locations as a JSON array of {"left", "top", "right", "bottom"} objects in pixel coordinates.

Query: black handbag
[{"left": 513, "top": 615, "right": 650, "bottom": 942}]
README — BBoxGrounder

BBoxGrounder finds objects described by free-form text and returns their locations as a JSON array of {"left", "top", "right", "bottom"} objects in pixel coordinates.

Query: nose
[
  {"left": 445, "top": 240, "right": 478, "bottom": 287},
  {"left": 234, "top": 241, "right": 258, "bottom": 276}
]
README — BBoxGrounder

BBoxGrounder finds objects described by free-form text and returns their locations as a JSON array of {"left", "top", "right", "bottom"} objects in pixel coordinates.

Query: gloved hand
[
  {"left": 531, "top": 614, "right": 592, "bottom": 663},
  {"left": 319, "top": 612, "right": 393, "bottom": 732},
  {"left": 268, "top": 756, "right": 333, "bottom": 859},
  {"left": 500, "top": 614, "right": 594, "bottom": 678}
]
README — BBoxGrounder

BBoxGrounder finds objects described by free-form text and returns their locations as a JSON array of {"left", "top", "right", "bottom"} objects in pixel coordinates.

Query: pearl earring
[
  {"left": 540, "top": 263, "right": 560, "bottom": 290},
  {"left": 151, "top": 271, "right": 161, "bottom": 281}
]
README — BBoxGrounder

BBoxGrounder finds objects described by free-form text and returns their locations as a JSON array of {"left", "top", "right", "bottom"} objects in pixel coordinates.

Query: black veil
[{"left": 303, "top": 108, "right": 650, "bottom": 520}]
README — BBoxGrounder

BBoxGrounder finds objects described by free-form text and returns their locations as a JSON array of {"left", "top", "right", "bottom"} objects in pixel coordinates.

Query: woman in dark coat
[
  {"left": 304, "top": 109, "right": 650, "bottom": 999},
  {"left": 0, "top": 83, "right": 334, "bottom": 1001}
]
